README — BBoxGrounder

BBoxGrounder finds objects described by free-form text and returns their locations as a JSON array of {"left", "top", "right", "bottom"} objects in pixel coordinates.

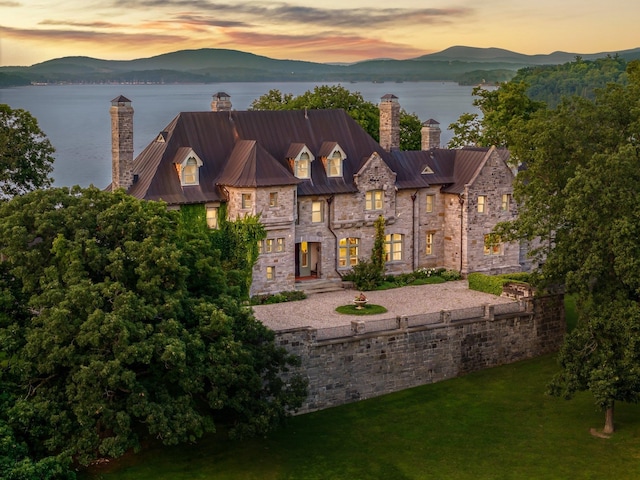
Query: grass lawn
[{"left": 84, "top": 349, "right": 640, "bottom": 480}]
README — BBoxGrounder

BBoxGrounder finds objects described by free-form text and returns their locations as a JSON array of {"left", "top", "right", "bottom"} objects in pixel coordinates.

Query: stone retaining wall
[{"left": 276, "top": 294, "right": 565, "bottom": 414}]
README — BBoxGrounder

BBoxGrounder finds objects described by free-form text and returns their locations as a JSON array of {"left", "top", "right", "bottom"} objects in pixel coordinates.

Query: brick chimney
[
  {"left": 379, "top": 94, "right": 400, "bottom": 151},
  {"left": 421, "top": 119, "right": 441, "bottom": 150},
  {"left": 110, "top": 95, "right": 134, "bottom": 190},
  {"left": 211, "top": 92, "right": 232, "bottom": 111}
]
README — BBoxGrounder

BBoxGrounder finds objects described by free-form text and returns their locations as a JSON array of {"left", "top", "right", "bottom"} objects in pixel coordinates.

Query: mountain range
[{"left": 2, "top": 45, "right": 639, "bottom": 87}]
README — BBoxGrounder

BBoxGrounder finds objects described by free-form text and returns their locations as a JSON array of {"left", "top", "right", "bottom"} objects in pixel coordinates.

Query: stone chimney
[
  {"left": 211, "top": 92, "right": 232, "bottom": 111},
  {"left": 379, "top": 94, "right": 400, "bottom": 151},
  {"left": 421, "top": 119, "right": 441, "bottom": 150},
  {"left": 110, "top": 95, "right": 134, "bottom": 190}
]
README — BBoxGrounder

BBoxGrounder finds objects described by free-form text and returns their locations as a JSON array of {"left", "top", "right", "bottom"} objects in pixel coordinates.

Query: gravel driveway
[{"left": 253, "top": 280, "right": 515, "bottom": 331}]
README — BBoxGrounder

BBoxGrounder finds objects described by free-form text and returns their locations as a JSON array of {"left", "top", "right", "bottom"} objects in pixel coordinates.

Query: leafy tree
[
  {"left": 250, "top": 85, "right": 422, "bottom": 150},
  {"left": 494, "top": 61, "right": 640, "bottom": 434},
  {"left": 0, "top": 104, "right": 55, "bottom": 199},
  {"left": 447, "top": 81, "right": 544, "bottom": 149},
  {"left": 0, "top": 187, "right": 306, "bottom": 476}
]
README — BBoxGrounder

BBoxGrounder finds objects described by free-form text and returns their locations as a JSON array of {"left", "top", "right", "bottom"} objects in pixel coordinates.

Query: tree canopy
[
  {"left": 250, "top": 84, "right": 422, "bottom": 150},
  {"left": 488, "top": 60, "right": 640, "bottom": 434},
  {"left": 0, "top": 104, "right": 55, "bottom": 200},
  {"left": 0, "top": 187, "right": 306, "bottom": 477}
]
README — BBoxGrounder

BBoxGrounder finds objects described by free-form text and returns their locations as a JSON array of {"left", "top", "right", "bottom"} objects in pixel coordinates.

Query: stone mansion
[{"left": 109, "top": 92, "right": 521, "bottom": 295}]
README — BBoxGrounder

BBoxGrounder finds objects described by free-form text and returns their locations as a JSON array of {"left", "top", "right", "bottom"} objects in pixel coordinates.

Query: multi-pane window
[
  {"left": 266, "top": 266, "right": 275, "bottom": 280},
  {"left": 366, "top": 190, "right": 383, "bottom": 210},
  {"left": 339, "top": 238, "right": 360, "bottom": 267},
  {"left": 257, "top": 240, "right": 263, "bottom": 255},
  {"left": 425, "top": 194, "right": 435, "bottom": 213},
  {"left": 206, "top": 206, "right": 219, "bottom": 229},
  {"left": 327, "top": 151, "right": 342, "bottom": 177},
  {"left": 276, "top": 237, "right": 285, "bottom": 252},
  {"left": 426, "top": 232, "right": 434, "bottom": 255},
  {"left": 311, "top": 201, "right": 323, "bottom": 223},
  {"left": 241, "top": 193, "right": 252, "bottom": 209},
  {"left": 182, "top": 157, "right": 198, "bottom": 185},
  {"left": 269, "top": 192, "right": 278, "bottom": 207},
  {"left": 295, "top": 152, "right": 310, "bottom": 179},
  {"left": 477, "top": 195, "right": 486, "bottom": 213},
  {"left": 385, "top": 233, "right": 403, "bottom": 262},
  {"left": 501, "top": 194, "right": 511, "bottom": 211},
  {"left": 265, "top": 238, "right": 274, "bottom": 253},
  {"left": 483, "top": 234, "right": 503, "bottom": 256}
]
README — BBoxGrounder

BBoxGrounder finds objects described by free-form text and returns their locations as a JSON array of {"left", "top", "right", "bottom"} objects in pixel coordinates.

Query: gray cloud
[
  {"left": 0, "top": 25, "right": 187, "bottom": 43},
  {"left": 108, "top": 1, "right": 472, "bottom": 29}
]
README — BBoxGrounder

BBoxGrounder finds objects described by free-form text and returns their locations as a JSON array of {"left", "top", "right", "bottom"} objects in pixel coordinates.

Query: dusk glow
[{"left": 0, "top": 0, "right": 637, "bottom": 66}]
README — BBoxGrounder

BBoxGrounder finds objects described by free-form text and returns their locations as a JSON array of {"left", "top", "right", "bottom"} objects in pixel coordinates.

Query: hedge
[{"left": 467, "top": 272, "right": 531, "bottom": 296}]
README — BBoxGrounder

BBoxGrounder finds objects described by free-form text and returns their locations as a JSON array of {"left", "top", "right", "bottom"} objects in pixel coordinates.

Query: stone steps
[{"left": 295, "top": 278, "right": 345, "bottom": 295}]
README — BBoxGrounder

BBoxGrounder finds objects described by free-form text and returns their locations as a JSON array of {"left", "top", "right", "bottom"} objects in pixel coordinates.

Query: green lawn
[{"left": 84, "top": 349, "right": 640, "bottom": 480}]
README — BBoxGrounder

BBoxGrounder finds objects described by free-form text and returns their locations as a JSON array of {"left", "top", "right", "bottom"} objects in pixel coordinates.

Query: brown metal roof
[
  {"left": 124, "top": 109, "right": 393, "bottom": 203},
  {"left": 117, "top": 107, "right": 509, "bottom": 204}
]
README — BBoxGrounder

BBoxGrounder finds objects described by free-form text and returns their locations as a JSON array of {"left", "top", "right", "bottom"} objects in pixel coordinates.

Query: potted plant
[{"left": 354, "top": 292, "right": 368, "bottom": 309}]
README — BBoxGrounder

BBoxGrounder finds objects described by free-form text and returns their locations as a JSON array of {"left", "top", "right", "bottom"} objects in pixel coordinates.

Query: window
[
  {"left": 266, "top": 266, "right": 275, "bottom": 281},
  {"left": 366, "top": 190, "right": 383, "bottom": 210},
  {"left": 269, "top": 192, "right": 278, "bottom": 207},
  {"left": 483, "top": 234, "right": 503, "bottom": 256},
  {"left": 477, "top": 195, "right": 486, "bottom": 213},
  {"left": 257, "top": 240, "right": 263, "bottom": 255},
  {"left": 182, "top": 157, "right": 198, "bottom": 185},
  {"left": 241, "top": 193, "right": 252, "bottom": 209},
  {"left": 327, "top": 151, "right": 342, "bottom": 177},
  {"left": 265, "top": 238, "right": 274, "bottom": 253},
  {"left": 311, "top": 201, "right": 323, "bottom": 223},
  {"left": 385, "top": 233, "right": 403, "bottom": 262},
  {"left": 501, "top": 194, "right": 511, "bottom": 211},
  {"left": 339, "top": 238, "right": 359, "bottom": 267},
  {"left": 295, "top": 152, "right": 310, "bottom": 179},
  {"left": 206, "top": 206, "right": 219, "bottom": 229},
  {"left": 425, "top": 194, "right": 435, "bottom": 213},
  {"left": 426, "top": 232, "right": 434, "bottom": 255},
  {"left": 276, "top": 237, "right": 285, "bottom": 252}
]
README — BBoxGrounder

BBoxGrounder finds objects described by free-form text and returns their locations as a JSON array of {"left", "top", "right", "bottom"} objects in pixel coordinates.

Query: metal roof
[{"left": 114, "top": 107, "right": 506, "bottom": 204}]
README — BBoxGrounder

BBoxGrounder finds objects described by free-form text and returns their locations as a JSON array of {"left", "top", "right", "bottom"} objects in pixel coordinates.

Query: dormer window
[
  {"left": 174, "top": 148, "right": 203, "bottom": 186},
  {"left": 183, "top": 157, "right": 199, "bottom": 185},
  {"left": 296, "top": 152, "right": 311, "bottom": 179},
  {"left": 327, "top": 150, "right": 343, "bottom": 177}
]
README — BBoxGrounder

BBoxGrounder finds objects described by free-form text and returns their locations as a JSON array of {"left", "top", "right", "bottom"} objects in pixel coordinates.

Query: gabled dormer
[
  {"left": 286, "top": 143, "right": 315, "bottom": 179},
  {"left": 173, "top": 147, "right": 203, "bottom": 186},
  {"left": 318, "top": 141, "right": 346, "bottom": 178}
]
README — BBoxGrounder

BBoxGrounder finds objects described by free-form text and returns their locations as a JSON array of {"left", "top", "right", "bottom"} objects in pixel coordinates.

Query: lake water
[{"left": 0, "top": 82, "right": 481, "bottom": 188}]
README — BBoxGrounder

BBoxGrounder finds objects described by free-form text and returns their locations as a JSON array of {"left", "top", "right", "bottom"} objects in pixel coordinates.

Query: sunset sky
[{"left": 0, "top": 0, "right": 638, "bottom": 67}]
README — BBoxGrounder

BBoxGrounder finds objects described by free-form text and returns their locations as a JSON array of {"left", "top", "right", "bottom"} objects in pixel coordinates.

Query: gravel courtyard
[{"left": 253, "top": 280, "right": 516, "bottom": 331}]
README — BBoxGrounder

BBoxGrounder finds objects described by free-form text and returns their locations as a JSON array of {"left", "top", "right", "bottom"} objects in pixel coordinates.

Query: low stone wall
[{"left": 276, "top": 294, "right": 565, "bottom": 414}]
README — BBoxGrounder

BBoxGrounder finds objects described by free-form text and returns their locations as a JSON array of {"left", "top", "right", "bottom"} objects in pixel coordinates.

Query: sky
[{"left": 0, "top": 0, "right": 638, "bottom": 67}]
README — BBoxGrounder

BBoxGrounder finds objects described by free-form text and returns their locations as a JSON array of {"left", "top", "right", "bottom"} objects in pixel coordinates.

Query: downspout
[
  {"left": 326, "top": 194, "right": 342, "bottom": 279},
  {"left": 458, "top": 193, "right": 465, "bottom": 274},
  {"left": 411, "top": 190, "right": 418, "bottom": 271}
]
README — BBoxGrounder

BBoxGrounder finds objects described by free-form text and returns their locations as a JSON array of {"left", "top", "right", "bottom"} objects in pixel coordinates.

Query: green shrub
[
  {"left": 351, "top": 258, "right": 383, "bottom": 290},
  {"left": 250, "top": 290, "right": 307, "bottom": 305},
  {"left": 468, "top": 272, "right": 531, "bottom": 296}
]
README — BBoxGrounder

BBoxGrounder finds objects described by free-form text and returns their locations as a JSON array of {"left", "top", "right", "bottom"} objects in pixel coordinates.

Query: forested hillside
[{"left": 512, "top": 55, "right": 629, "bottom": 107}]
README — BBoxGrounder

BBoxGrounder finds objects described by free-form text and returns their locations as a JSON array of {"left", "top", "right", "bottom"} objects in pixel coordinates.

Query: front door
[{"left": 298, "top": 241, "right": 311, "bottom": 277}]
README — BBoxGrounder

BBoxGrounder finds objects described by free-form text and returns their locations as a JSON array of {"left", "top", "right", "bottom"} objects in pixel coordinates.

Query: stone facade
[
  {"left": 276, "top": 294, "right": 565, "bottom": 413},
  {"left": 111, "top": 94, "right": 524, "bottom": 296}
]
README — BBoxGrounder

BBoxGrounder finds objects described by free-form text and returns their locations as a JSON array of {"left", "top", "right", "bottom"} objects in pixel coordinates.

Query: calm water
[{"left": 0, "top": 82, "right": 481, "bottom": 188}]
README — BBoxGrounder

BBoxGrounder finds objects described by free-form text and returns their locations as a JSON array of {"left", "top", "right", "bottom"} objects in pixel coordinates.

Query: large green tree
[
  {"left": 250, "top": 85, "right": 422, "bottom": 150},
  {"left": 493, "top": 61, "right": 640, "bottom": 434},
  {"left": 0, "top": 104, "right": 55, "bottom": 199},
  {"left": 0, "top": 187, "right": 306, "bottom": 477}
]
